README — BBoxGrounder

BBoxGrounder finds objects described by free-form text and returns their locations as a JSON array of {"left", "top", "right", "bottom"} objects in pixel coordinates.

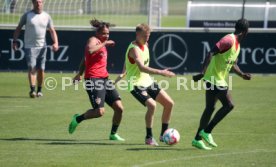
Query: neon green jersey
[
  {"left": 203, "top": 34, "right": 240, "bottom": 87},
  {"left": 125, "top": 42, "right": 153, "bottom": 91}
]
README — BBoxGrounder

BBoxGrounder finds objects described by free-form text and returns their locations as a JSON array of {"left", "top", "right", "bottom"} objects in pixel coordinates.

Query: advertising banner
[{"left": 0, "top": 29, "right": 275, "bottom": 73}]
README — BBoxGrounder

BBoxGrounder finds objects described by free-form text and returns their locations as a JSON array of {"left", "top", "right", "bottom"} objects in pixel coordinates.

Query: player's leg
[
  {"left": 36, "top": 47, "right": 46, "bottom": 97},
  {"left": 25, "top": 48, "right": 38, "bottom": 98},
  {"left": 131, "top": 86, "right": 158, "bottom": 146},
  {"left": 110, "top": 100, "right": 123, "bottom": 130},
  {"left": 205, "top": 88, "right": 234, "bottom": 134},
  {"left": 150, "top": 83, "right": 174, "bottom": 141},
  {"left": 68, "top": 78, "right": 106, "bottom": 134},
  {"left": 68, "top": 107, "right": 106, "bottom": 134},
  {"left": 80, "top": 79, "right": 106, "bottom": 119},
  {"left": 105, "top": 80, "right": 125, "bottom": 141},
  {"left": 195, "top": 82, "right": 218, "bottom": 140},
  {"left": 199, "top": 86, "right": 232, "bottom": 148},
  {"left": 144, "top": 98, "right": 158, "bottom": 146},
  {"left": 192, "top": 82, "right": 217, "bottom": 150},
  {"left": 28, "top": 68, "right": 37, "bottom": 98}
]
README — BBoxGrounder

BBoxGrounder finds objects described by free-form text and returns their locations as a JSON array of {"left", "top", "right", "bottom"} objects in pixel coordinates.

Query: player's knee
[
  {"left": 146, "top": 101, "right": 156, "bottom": 112},
  {"left": 167, "top": 99, "right": 174, "bottom": 109},
  {"left": 163, "top": 99, "right": 174, "bottom": 112},
  {"left": 228, "top": 103, "right": 234, "bottom": 111},
  {"left": 97, "top": 108, "right": 105, "bottom": 117},
  {"left": 224, "top": 103, "right": 234, "bottom": 111},
  {"left": 113, "top": 101, "right": 124, "bottom": 114},
  {"left": 115, "top": 105, "right": 124, "bottom": 114},
  {"left": 37, "top": 68, "right": 44, "bottom": 73},
  {"left": 29, "top": 67, "right": 36, "bottom": 74}
]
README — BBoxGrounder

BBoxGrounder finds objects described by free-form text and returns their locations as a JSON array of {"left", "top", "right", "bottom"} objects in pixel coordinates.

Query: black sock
[
  {"left": 37, "top": 86, "right": 42, "bottom": 93},
  {"left": 160, "top": 123, "right": 169, "bottom": 136},
  {"left": 76, "top": 114, "right": 85, "bottom": 123},
  {"left": 146, "top": 128, "right": 153, "bottom": 139},
  {"left": 195, "top": 129, "right": 202, "bottom": 140},
  {"left": 111, "top": 124, "right": 119, "bottom": 135},
  {"left": 30, "top": 85, "right": 35, "bottom": 92}
]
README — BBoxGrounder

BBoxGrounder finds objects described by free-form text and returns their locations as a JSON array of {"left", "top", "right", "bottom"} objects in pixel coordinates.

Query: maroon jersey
[{"left": 84, "top": 45, "right": 108, "bottom": 78}]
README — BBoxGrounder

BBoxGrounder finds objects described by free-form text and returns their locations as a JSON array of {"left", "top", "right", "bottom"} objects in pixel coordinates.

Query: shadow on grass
[
  {"left": 44, "top": 141, "right": 144, "bottom": 146},
  {"left": 0, "top": 137, "right": 144, "bottom": 146},
  {"left": 0, "top": 137, "right": 78, "bottom": 142},
  {"left": 126, "top": 147, "right": 194, "bottom": 151},
  {"left": 0, "top": 96, "right": 28, "bottom": 99}
]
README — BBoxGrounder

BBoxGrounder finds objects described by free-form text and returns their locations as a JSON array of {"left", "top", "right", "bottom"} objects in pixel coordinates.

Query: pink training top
[
  {"left": 84, "top": 45, "right": 109, "bottom": 79},
  {"left": 216, "top": 34, "right": 239, "bottom": 53}
]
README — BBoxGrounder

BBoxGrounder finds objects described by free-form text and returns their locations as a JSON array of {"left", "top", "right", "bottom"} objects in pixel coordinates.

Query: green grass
[
  {"left": 162, "top": 15, "right": 186, "bottom": 27},
  {"left": 0, "top": 0, "right": 187, "bottom": 27},
  {"left": 0, "top": 72, "right": 276, "bottom": 167},
  {"left": 0, "top": 13, "right": 185, "bottom": 27}
]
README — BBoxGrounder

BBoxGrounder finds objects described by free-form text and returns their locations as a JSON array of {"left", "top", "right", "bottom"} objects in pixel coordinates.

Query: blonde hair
[{"left": 135, "top": 23, "right": 151, "bottom": 33}]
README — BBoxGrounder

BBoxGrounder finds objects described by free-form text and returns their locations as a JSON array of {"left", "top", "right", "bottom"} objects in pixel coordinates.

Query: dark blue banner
[{"left": 0, "top": 29, "right": 275, "bottom": 73}]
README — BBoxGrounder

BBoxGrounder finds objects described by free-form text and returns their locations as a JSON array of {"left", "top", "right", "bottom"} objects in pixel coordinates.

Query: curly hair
[{"left": 90, "top": 18, "right": 115, "bottom": 32}]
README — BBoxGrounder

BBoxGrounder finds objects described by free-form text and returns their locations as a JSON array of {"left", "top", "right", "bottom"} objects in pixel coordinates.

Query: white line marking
[
  {"left": 132, "top": 149, "right": 276, "bottom": 167},
  {"left": 1, "top": 50, "right": 9, "bottom": 54}
]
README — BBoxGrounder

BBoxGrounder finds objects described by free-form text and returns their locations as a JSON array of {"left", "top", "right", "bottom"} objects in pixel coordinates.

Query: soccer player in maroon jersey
[{"left": 68, "top": 19, "right": 125, "bottom": 141}]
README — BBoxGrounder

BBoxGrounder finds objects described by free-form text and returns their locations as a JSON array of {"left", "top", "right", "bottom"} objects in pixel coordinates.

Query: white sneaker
[
  {"left": 37, "top": 92, "right": 43, "bottom": 97},
  {"left": 145, "top": 137, "right": 159, "bottom": 146},
  {"left": 29, "top": 91, "right": 36, "bottom": 98}
]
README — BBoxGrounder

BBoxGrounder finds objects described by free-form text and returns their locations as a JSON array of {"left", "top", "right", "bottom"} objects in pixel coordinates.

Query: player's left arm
[
  {"left": 231, "top": 60, "right": 251, "bottom": 80},
  {"left": 192, "top": 46, "right": 219, "bottom": 82},
  {"left": 49, "top": 26, "right": 59, "bottom": 52}
]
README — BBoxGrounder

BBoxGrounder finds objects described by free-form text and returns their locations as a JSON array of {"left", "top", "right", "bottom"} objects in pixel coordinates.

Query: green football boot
[
  {"left": 192, "top": 139, "right": 212, "bottom": 150},
  {"left": 68, "top": 114, "right": 79, "bottom": 134},
  {"left": 109, "top": 133, "right": 125, "bottom": 141},
  {"left": 199, "top": 130, "right": 218, "bottom": 147}
]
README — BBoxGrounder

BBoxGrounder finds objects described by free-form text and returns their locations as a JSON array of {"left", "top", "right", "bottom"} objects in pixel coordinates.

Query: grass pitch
[{"left": 0, "top": 72, "right": 276, "bottom": 167}]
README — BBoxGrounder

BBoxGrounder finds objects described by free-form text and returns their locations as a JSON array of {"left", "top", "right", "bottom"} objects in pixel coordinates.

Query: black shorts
[
  {"left": 85, "top": 78, "right": 121, "bottom": 109},
  {"left": 130, "top": 82, "right": 161, "bottom": 106},
  {"left": 205, "top": 82, "right": 228, "bottom": 94}
]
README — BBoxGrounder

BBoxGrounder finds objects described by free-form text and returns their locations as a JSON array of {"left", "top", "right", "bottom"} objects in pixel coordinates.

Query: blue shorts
[{"left": 25, "top": 47, "right": 47, "bottom": 70}]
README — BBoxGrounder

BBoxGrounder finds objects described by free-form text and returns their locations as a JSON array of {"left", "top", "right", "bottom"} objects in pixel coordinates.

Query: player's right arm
[
  {"left": 13, "top": 26, "right": 22, "bottom": 50},
  {"left": 73, "top": 57, "right": 85, "bottom": 84},
  {"left": 201, "top": 46, "right": 220, "bottom": 74},
  {"left": 128, "top": 47, "right": 175, "bottom": 77},
  {"left": 87, "top": 37, "right": 115, "bottom": 54},
  {"left": 193, "top": 46, "right": 219, "bottom": 82},
  {"left": 13, "top": 13, "right": 27, "bottom": 50}
]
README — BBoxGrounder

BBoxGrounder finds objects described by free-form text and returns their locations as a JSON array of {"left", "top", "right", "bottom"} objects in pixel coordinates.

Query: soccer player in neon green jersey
[
  {"left": 192, "top": 19, "right": 251, "bottom": 150},
  {"left": 116, "top": 24, "right": 175, "bottom": 146}
]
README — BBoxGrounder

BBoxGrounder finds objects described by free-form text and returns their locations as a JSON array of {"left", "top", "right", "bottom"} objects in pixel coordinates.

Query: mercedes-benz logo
[{"left": 152, "top": 34, "right": 188, "bottom": 70}]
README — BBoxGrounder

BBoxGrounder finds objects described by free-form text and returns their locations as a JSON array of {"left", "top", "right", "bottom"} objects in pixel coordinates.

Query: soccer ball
[{"left": 162, "top": 128, "right": 180, "bottom": 145}]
